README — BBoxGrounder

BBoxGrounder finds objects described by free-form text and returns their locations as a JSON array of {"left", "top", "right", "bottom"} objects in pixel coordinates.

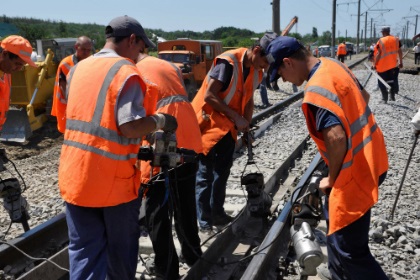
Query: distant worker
[
  {"left": 373, "top": 26, "right": 403, "bottom": 103},
  {"left": 413, "top": 42, "right": 420, "bottom": 65},
  {"left": 136, "top": 54, "right": 203, "bottom": 279},
  {"left": 368, "top": 42, "right": 375, "bottom": 62},
  {"left": 336, "top": 41, "right": 347, "bottom": 63},
  {"left": 266, "top": 36, "right": 389, "bottom": 280},
  {"left": 257, "top": 32, "right": 278, "bottom": 108},
  {"left": 192, "top": 37, "right": 269, "bottom": 236},
  {"left": 51, "top": 36, "right": 93, "bottom": 133},
  {"left": 58, "top": 15, "right": 177, "bottom": 280},
  {"left": 0, "top": 35, "right": 37, "bottom": 132}
]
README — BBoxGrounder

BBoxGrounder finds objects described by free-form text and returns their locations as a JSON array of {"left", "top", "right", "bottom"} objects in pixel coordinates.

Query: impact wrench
[{"left": 389, "top": 131, "right": 419, "bottom": 221}]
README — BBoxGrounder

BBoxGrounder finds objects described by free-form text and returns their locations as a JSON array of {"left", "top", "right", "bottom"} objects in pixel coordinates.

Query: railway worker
[
  {"left": 265, "top": 36, "right": 389, "bottom": 280},
  {"left": 191, "top": 37, "right": 270, "bottom": 236},
  {"left": 373, "top": 26, "right": 403, "bottom": 103},
  {"left": 336, "top": 41, "right": 347, "bottom": 63},
  {"left": 58, "top": 15, "right": 177, "bottom": 280},
  {"left": 0, "top": 35, "right": 37, "bottom": 132},
  {"left": 136, "top": 53, "right": 203, "bottom": 279},
  {"left": 51, "top": 36, "right": 93, "bottom": 133},
  {"left": 413, "top": 42, "right": 420, "bottom": 65}
]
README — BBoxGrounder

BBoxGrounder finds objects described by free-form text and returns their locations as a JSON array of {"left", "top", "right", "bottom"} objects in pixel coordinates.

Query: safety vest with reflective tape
[
  {"left": 337, "top": 43, "right": 347, "bottom": 56},
  {"left": 51, "top": 55, "right": 77, "bottom": 133},
  {"left": 191, "top": 48, "right": 262, "bottom": 155},
  {"left": 136, "top": 56, "right": 203, "bottom": 184},
  {"left": 59, "top": 56, "right": 145, "bottom": 207},
  {"left": 0, "top": 73, "right": 11, "bottom": 131},
  {"left": 302, "top": 58, "right": 389, "bottom": 235},
  {"left": 375, "top": 35, "right": 399, "bottom": 73}
]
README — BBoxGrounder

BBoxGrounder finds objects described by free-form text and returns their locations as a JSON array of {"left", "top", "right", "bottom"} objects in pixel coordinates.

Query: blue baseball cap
[{"left": 266, "top": 36, "right": 304, "bottom": 82}]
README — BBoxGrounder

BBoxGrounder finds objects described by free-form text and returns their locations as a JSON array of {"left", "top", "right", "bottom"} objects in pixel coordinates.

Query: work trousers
[
  {"left": 140, "top": 162, "right": 202, "bottom": 279},
  {"left": 377, "top": 67, "right": 399, "bottom": 94},
  {"left": 65, "top": 198, "right": 141, "bottom": 280},
  {"left": 196, "top": 132, "right": 235, "bottom": 229},
  {"left": 338, "top": 55, "right": 345, "bottom": 63},
  {"left": 323, "top": 173, "right": 388, "bottom": 280},
  {"left": 415, "top": 53, "right": 420, "bottom": 64}
]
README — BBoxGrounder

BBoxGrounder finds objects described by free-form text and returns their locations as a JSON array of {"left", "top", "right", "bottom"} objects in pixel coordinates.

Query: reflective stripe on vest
[{"left": 156, "top": 94, "right": 189, "bottom": 110}]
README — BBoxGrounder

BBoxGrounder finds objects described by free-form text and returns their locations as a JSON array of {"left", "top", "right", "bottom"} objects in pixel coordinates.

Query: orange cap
[{"left": 1, "top": 35, "right": 37, "bottom": 67}]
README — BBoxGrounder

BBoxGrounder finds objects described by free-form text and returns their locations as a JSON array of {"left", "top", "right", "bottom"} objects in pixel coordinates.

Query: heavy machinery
[
  {"left": 0, "top": 38, "right": 77, "bottom": 143},
  {"left": 157, "top": 39, "right": 223, "bottom": 100}
]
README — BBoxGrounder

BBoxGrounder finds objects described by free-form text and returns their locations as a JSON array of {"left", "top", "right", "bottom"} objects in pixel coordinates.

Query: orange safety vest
[
  {"left": 136, "top": 56, "right": 203, "bottom": 184},
  {"left": 337, "top": 43, "right": 347, "bottom": 56},
  {"left": 375, "top": 35, "right": 399, "bottom": 73},
  {"left": 191, "top": 48, "right": 262, "bottom": 155},
  {"left": 59, "top": 56, "right": 146, "bottom": 207},
  {"left": 302, "top": 58, "right": 389, "bottom": 235},
  {"left": 51, "top": 55, "right": 77, "bottom": 133},
  {"left": 0, "top": 73, "right": 11, "bottom": 131}
]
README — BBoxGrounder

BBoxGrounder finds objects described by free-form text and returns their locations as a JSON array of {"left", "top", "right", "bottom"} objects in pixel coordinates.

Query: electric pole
[
  {"left": 356, "top": 0, "right": 361, "bottom": 53},
  {"left": 272, "top": 0, "right": 280, "bottom": 34}
]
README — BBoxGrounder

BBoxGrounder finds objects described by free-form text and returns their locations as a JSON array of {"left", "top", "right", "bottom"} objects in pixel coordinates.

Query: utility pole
[
  {"left": 370, "top": 18, "right": 373, "bottom": 41},
  {"left": 407, "top": 21, "right": 410, "bottom": 46},
  {"left": 364, "top": 12, "right": 367, "bottom": 50},
  {"left": 332, "top": 0, "right": 337, "bottom": 58},
  {"left": 356, "top": 0, "right": 361, "bottom": 53},
  {"left": 272, "top": 0, "right": 280, "bottom": 34},
  {"left": 416, "top": 15, "right": 418, "bottom": 37}
]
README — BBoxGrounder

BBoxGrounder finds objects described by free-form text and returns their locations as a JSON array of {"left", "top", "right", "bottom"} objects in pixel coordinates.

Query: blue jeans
[
  {"left": 66, "top": 198, "right": 141, "bottom": 280},
  {"left": 259, "top": 83, "right": 269, "bottom": 105},
  {"left": 195, "top": 132, "right": 235, "bottom": 229}
]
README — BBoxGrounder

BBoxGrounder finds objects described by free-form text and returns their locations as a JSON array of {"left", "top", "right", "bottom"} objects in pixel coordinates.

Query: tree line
[{"left": 1, "top": 15, "right": 356, "bottom": 50}]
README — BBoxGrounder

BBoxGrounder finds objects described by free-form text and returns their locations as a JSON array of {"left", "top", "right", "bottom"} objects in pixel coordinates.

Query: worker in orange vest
[
  {"left": 266, "top": 36, "right": 389, "bottom": 279},
  {"left": 191, "top": 39, "right": 269, "bottom": 236},
  {"left": 59, "top": 16, "right": 177, "bottom": 280},
  {"left": 0, "top": 35, "right": 37, "bottom": 131},
  {"left": 336, "top": 41, "right": 347, "bottom": 63},
  {"left": 373, "top": 26, "right": 403, "bottom": 103},
  {"left": 51, "top": 36, "right": 93, "bottom": 133},
  {"left": 136, "top": 54, "right": 203, "bottom": 279}
]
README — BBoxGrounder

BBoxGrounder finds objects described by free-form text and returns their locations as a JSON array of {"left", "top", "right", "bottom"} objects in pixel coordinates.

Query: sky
[{"left": 3, "top": 0, "right": 420, "bottom": 39}]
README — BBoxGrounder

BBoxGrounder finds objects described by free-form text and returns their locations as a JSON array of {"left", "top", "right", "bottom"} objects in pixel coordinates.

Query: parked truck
[
  {"left": 1, "top": 38, "right": 78, "bottom": 142},
  {"left": 157, "top": 39, "right": 223, "bottom": 100}
]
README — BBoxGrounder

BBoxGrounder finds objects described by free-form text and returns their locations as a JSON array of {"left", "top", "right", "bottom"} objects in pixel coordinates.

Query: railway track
[{"left": 1, "top": 54, "right": 418, "bottom": 280}]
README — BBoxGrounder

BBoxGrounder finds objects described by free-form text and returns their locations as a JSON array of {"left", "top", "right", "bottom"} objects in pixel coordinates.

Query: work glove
[{"left": 151, "top": 113, "right": 178, "bottom": 132}]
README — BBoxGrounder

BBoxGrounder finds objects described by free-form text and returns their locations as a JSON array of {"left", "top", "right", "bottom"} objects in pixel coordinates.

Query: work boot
[
  {"left": 380, "top": 88, "right": 388, "bottom": 104},
  {"left": 390, "top": 91, "right": 396, "bottom": 101},
  {"left": 213, "top": 213, "right": 234, "bottom": 227}
]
